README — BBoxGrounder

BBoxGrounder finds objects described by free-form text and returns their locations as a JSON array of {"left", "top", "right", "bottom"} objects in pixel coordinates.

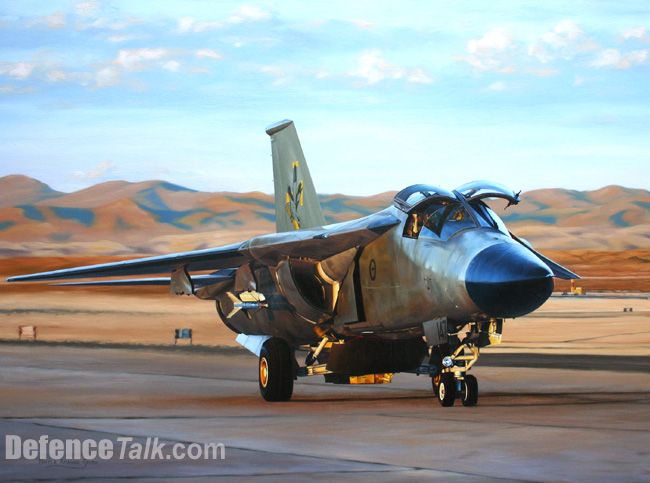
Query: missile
[{"left": 225, "top": 291, "right": 269, "bottom": 318}]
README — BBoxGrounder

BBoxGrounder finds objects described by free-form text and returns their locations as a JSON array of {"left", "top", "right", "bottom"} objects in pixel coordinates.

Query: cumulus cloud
[
  {"left": 95, "top": 66, "right": 120, "bottom": 87},
  {"left": 487, "top": 81, "right": 507, "bottom": 91},
  {"left": 460, "top": 21, "right": 602, "bottom": 75},
  {"left": 75, "top": 1, "right": 100, "bottom": 17},
  {"left": 0, "top": 84, "right": 34, "bottom": 95},
  {"left": 178, "top": 5, "right": 271, "bottom": 33},
  {"left": 178, "top": 17, "right": 222, "bottom": 33},
  {"left": 162, "top": 60, "right": 181, "bottom": 72},
  {"left": 527, "top": 20, "right": 597, "bottom": 63},
  {"left": 195, "top": 49, "right": 223, "bottom": 60},
  {"left": 591, "top": 48, "right": 648, "bottom": 69},
  {"left": 527, "top": 67, "right": 559, "bottom": 77},
  {"left": 0, "top": 62, "right": 35, "bottom": 79},
  {"left": 89, "top": 47, "right": 179, "bottom": 87},
  {"left": 106, "top": 34, "right": 145, "bottom": 43},
  {"left": 228, "top": 5, "right": 271, "bottom": 24},
  {"left": 45, "top": 12, "right": 66, "bottom": 29},
  {"left": 73, "top": 160, "right": 116, "bottom": 180},
  {"left": 76, "top": 11, "right": 140, "bottom": 32},
  {"left": 26, "top": 11, "right": 66, "bottom": 29},
  {"left": 621, "top": 26, "right": 647, "bottom": 41},
  {"left": 350, "top": 50, "right": 433, "bottom": 85},
  {"left": 46, "top": 70, "right": 68, "bottom": 82},
  {"left": 460, "top": 28, "right": 515, "bottom": 73},
  {"left": 114, "top": 48, "right": 170, "bottom": 71},
  {"left": 351, "top": 19, "right": 373, "bottom": 30}
]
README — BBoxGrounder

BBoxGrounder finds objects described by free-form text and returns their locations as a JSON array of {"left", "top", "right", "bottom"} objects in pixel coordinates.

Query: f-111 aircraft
[{"left": 8, "top": 120, "right": 578, "bottom": 407}]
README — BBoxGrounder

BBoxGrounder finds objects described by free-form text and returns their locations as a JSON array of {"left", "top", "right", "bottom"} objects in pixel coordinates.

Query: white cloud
[
  {"left": 178, "top": 17, "right": 222, "bottom": 33},
  {"left": 162, "top": 60, "right": 181, "bottom": 72},
  {"left": 351, "top": 19, "right": 373, "bottom": 30},
  {"left": 0, "top": 84, "right": 34, "bottom": 95},
  {"left": 461, "top": 28, "right": 515, "bottom": 73},
  {"left": 228, "top": 5, "right": 271, "bottom": 24},
  {"left": 179, "top": 5, "right": 271, "bottom": 33},
  {"left": 0, "top": 62, "right": 35, "bottom": 79},
  {"left": 77, "top": 16, "right": 139, "bottom": 31},
  {"left": 590, "top": 48, "right": 648, "bottom": 69},
  {"left": 75, "top": 1, "right": 100, "bottom": 17},
  {"left": 487, "top": 81, "right": 507, "bottom": 91},
  {"left": 73, "top": 160, "right": 116, "bottom": 180},
  {"left": 27, "top": 11, "right": 66, "bottom": 29},
  {"left": 95, "top": 66, "right": 120, "bottom": 87},
  {"left": 106, "top": 34, "right": 144, "bottom": 43},
  {"left": 350, "top": 49, "right": 433, "bottom": 85},
  {"left": 114, "top": 48, "right": 170, "bottom": 71},
  {"left": 45, "top": 12, "right": 66, "bottom": 29},
  {"left": 528, "top": 20, "right": 597, "bottom": 63},
  {"left": 527, "top": 67, "right": 559, "bottom": 77},
  {"left": 46, "top": 70, "right": 67, "bottom": 82},
  {"left": 260, "top": 65, "right": 291, "bottom": 86},
  {"left": 195, "top": 49, "right": 223, "bottom": 60},
  {"left": 621, "top": 26, "right": 647, "bottom": 41}
]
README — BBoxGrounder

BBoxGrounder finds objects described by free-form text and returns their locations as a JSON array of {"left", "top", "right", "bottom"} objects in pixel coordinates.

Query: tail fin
[{"left": 266, "top": 119, "right": 325, "bottom": 232}]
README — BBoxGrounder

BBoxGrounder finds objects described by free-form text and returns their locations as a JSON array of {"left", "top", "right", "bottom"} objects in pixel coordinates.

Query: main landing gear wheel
[
  {"left": 259, "top": 338, "right": 294, "bottom": 402},
  {"left": 461, "top": 374, "right": 478, "bottom": 407},
  {"left": 436, "top": 373, "right": 456, "bottom": 407}
]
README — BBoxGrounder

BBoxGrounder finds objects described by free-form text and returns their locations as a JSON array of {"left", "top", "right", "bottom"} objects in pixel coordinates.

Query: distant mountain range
[{"left": 0, "top": 175, "right": 648, "bottom": 256}]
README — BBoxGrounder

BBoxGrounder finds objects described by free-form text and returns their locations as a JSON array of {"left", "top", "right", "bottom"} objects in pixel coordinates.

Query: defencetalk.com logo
[{"left": 5, "top": 435, "right": 226, "bottom": 462}]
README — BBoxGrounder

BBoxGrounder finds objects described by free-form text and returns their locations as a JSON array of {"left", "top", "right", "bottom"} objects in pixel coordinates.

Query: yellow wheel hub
[{"left": 259, "top": 357, "right": 269, "bottom": 388}]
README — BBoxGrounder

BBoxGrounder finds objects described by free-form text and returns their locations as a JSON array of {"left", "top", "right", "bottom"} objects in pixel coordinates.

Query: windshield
[
  {"left": 405, "top": 199, "right": 510, "bottom": 240},
  {"left": 469, "top": 200, "right": 510, "bottom": 235},
  {"left": 418, "top": 202, "right": 475, "bottom": 240}
]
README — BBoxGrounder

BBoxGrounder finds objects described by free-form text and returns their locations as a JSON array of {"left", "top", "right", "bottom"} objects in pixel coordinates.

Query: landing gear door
[{"left": 423, "top": 318, "right": 448, "bottom": 346}]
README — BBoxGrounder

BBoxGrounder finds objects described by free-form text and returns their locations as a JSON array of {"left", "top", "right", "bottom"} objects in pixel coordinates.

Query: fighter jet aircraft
[{"left": 7, "top": 119, "right": 579, "bottom": 407}]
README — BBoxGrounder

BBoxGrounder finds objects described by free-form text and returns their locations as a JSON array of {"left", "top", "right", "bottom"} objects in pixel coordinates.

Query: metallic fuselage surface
[{"left": 216, "top": 204, "right": 550, "bottom": 344}]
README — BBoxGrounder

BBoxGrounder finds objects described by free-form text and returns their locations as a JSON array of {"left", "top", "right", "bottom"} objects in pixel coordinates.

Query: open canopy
[{"left": 455, "top": 180, "right": 520, "bottom": 206}]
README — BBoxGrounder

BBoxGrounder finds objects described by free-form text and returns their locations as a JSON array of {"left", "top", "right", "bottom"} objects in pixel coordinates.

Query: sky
[{"left": 0, "top": 0, "right": 648, "bottom": 195}]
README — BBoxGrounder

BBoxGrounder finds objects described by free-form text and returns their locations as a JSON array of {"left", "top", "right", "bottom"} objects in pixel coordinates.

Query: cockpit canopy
[
  {"left": 393, "top": 184, "right": 456, "bottom": 212},
  {"left": 393, "top": 181, "right": 520, "bottom": 213},
  {"left": 455, "top": 180, "right": 520, "bottom": 206},
  {"left": 395, "top": 181, "right": 518, "bottom": 241}
]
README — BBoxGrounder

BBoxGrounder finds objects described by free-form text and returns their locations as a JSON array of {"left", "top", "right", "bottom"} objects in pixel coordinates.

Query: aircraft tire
[
  {"left": 259, "top": 338, "right": 294, "bottom": 402},
  {"left": 437, "top": 373, "right": 456, "bottom": 407},
  {"left": 431, "top": 373, "right": 441, "bottom": 397},
  {"left": 461, "top": 374, "right": 478, "bottom": 407}
]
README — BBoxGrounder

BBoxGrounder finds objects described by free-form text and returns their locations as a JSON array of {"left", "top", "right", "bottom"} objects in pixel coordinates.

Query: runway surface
[{"left": 1, "top": 344, "right": 649, "bottom": 481}]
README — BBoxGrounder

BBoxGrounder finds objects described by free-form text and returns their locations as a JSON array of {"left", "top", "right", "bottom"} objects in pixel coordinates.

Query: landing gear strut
[{"left": 430, "top": 342, "right": 480, "bottom": 407}]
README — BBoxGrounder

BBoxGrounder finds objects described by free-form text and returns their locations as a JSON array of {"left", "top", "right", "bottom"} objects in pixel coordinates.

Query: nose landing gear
[{"left": 430, "top": 342, "right": 480, "bottom": 407}]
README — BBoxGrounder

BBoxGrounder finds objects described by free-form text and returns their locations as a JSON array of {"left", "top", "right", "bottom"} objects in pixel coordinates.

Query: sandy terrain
[{"left": 1, "top": 258, "right": 649, "bottom": 356}]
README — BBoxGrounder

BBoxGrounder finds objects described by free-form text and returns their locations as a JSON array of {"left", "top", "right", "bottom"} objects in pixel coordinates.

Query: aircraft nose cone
[{"left": 465, "top": 243, "right": 553, "bottom": 318}]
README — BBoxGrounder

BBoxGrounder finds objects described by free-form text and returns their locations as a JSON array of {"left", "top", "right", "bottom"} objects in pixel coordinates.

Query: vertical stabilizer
[{"left": 266, "top": 119, "right": 325, "bottom": 232}]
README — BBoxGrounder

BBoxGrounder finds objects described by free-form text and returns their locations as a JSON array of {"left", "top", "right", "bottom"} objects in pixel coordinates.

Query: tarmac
[{"left": 1, "top": 343, "right": 648, "bottom": 481}]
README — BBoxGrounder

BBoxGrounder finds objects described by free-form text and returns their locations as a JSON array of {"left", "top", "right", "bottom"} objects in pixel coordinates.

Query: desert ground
[{"left": 1, "top": 253, "right": 649, "bottom": 351}]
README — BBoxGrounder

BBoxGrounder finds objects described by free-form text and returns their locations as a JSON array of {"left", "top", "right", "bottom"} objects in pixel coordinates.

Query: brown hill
[
  {"left": 0, "top": 175, "right": 647, "bottom": 256},
  {"left": 0, "top": 175, "right": 63, "bottom": 207}
]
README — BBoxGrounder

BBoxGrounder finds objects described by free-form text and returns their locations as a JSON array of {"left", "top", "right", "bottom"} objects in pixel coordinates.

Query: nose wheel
[
  {"left": 430, "top": 343, "right": 480, "bottom": 407},
  {"left": 461, "top": 374, "right": 478, "bottom": 406},
  {"left": 433, "top": 373, "right": 456, "bottom": 407}
]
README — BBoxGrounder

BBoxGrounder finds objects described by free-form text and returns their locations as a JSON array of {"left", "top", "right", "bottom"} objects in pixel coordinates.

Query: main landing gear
[
  {"left": 258, "top": 338, "right": 295, "bottom": 402},
  {"left": 430, "top": 342, "right": 480, "bottom": 407}
]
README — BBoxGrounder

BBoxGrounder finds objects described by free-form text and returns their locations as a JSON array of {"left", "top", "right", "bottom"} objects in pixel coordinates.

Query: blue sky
[{"left": 0, "top": 1, "right": 648, "bottom": 195}]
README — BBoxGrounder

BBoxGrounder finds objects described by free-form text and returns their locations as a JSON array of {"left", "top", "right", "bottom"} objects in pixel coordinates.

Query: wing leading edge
[{"left": 7, "top": 211, "right": 399, "bottom": 283}]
